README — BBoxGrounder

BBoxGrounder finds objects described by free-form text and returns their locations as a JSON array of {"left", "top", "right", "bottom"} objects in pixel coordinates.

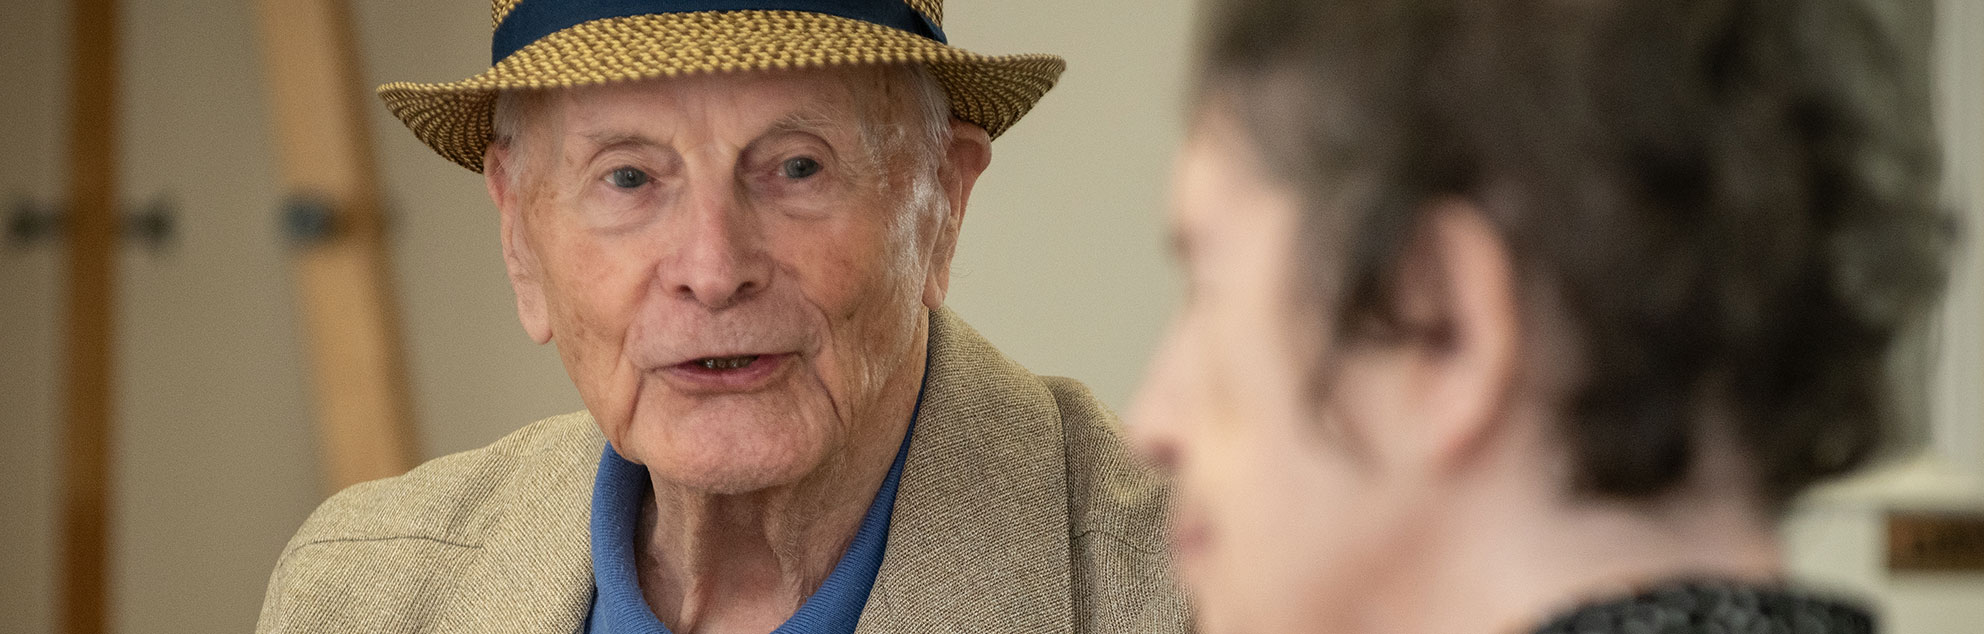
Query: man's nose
[{"left": 662, "top": 187, "right": 771, "bottom": 309}]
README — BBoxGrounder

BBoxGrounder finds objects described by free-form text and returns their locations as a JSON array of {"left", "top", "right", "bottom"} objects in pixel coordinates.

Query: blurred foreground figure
[
  {"left": 258, "top": 1, "right": 1188, "bottom": 632},
  {"left": 1134, "top": 0, "right": 1950, "bottom": 633}
]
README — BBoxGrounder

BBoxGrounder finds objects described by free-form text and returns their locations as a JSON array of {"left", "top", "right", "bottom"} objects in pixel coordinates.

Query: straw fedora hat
[{"left": 378, "top": 0, "right": 1067, "bottom": 173}]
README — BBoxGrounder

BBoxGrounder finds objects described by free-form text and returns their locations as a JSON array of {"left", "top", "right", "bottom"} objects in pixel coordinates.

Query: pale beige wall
[
  {"left": 0, "top": 0, "right": 1193, "bottom": 631},
  {"left": 3, "top": 1, "right": 1981, "bottom": 633},
  {"left": 0, "top": 2, "right": 70, "bottom": 633},
  {"left": 2, "top": 0, "right": 327, "bottom": 631}
]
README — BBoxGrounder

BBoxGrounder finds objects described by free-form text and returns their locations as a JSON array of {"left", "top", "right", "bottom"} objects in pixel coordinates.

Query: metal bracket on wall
[
  {"left": 6, "top": 195, "right": 177, "bottom": 250},
  {"left": 279, "top": 194, "right": 339, "bottom": 246},
  {"left": 278, "top": 193, "right": 398, "bottom": 247}
]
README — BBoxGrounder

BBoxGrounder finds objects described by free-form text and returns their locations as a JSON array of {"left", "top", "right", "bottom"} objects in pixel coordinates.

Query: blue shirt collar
[{"left": 587, "top": 386, "right": 921, "bottom": 634}]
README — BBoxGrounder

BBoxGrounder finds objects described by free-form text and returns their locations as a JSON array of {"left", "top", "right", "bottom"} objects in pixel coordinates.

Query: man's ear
[
  {"left": 923, "top": 119, "right": 992, "bottom": 310},
  {"left": 486, "top": 142, "right": 554, "bottom": 344},
  {"left": 1386, "top": 199, "right": 1521, "bottom": 476}
]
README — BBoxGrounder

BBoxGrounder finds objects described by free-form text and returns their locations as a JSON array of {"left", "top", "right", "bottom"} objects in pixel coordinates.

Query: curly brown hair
[{"left": 1198, "top": 0, "right": 1955, "bottom": 509}]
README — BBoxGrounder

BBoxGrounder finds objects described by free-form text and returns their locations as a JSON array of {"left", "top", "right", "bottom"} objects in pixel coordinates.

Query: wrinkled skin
[{"left": 484, "top": 67, "right": 991, "bottom": 632}]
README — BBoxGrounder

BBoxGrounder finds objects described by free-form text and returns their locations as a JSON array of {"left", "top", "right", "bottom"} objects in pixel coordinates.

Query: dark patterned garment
[{"left": 1533, "top": 581, "right": 1875, "bottom": 634}]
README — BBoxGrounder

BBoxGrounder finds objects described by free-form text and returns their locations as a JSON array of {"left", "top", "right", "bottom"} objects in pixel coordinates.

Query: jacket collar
[
  {"left": 435, "top": 417, "right": 603, "bottom": 633},
  {"left": 854, "top": 308, "right": 1075, "bottom": 634},
  {"left": 430, "top": 307, "right": 1074, "bottom": 634}
]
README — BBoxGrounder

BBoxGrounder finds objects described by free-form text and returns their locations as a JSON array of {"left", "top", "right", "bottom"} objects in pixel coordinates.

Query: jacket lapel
[
  {"left": 855, "top": 308, "right": 1077, "bottom": 634},
  {"left": 433, "top": 419, "right": 603, "bottom": 634}
]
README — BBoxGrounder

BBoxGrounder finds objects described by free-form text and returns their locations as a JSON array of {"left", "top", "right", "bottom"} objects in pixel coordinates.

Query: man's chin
[
  {"left": 626, "top": 429, "right": 827, "bottom": 495},
  {"left": 611, "top": 393, "right": 844, "bottom": 493},
  {"left": 655, "top": 460, "right": 816, "bottom": 495}
]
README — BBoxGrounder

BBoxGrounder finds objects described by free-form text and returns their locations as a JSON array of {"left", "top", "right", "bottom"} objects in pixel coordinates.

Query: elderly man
[{"left": 256, "top": 2, "right": 1187, "bottom": 633}]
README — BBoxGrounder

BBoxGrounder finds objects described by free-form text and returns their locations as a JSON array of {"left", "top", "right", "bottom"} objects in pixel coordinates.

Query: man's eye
[
  {"left": 607, "top": 167, "right": 650, "bottom": 189},
  {"left": 780, "top": 157, "right": 822, "bottom": 180}
]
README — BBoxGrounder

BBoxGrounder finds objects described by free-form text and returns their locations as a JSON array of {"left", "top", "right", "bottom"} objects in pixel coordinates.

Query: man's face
[
  {"left": 1133, "top": 111, "right": 1407, "bottom": 634},
  {"left": 493, "top": 69, "right": 953, "bottom": 494}
]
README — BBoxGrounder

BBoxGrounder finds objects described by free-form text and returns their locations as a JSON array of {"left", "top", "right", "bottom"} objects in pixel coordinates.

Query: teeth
[{"left": 697, "top": 356, "right": 758, "bottom": 370}]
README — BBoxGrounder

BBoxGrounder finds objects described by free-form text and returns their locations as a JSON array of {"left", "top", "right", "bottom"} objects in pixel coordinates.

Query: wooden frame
[
  {"left": 253, "top": 0, "right": 417, "bottom": 492},
  {"left": 58, "top": 0, "right": 120, "bottom": 632}
]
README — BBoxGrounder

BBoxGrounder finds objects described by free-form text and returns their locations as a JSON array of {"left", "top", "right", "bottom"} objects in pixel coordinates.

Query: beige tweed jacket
[{"left": 257, "top": 309, "right": 1191, "bottom": 633}]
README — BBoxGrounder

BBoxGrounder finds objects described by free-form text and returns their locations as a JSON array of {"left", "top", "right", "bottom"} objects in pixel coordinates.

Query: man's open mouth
[{"left": 692, "top": 355, "right": 760, "bottom": 370}]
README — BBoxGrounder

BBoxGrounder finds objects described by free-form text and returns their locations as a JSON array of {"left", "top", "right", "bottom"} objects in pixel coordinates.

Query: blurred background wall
[{"left": 0, "top": 0, "right": 1977, "bottom": 632}]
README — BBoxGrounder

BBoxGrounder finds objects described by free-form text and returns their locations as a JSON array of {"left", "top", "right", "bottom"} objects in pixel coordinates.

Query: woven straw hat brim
[{"left": 378, "top": 11, "right": 1067, "bottom": 173}]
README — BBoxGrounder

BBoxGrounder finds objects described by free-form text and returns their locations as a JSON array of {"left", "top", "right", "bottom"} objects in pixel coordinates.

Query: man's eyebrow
[
  {"left": 578, "top": 130, "right": 663, "bottom": 150},
  {"left": 763, "top": 99, "right": 855, "bottom": 138},
  {"left": 566, "top": 98, "right": 853, "bottom": 157}
]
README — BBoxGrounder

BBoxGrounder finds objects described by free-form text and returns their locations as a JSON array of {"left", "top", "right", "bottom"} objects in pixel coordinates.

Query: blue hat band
[{"left": 492, "top": 0, "right": 949, "bottom": 64}]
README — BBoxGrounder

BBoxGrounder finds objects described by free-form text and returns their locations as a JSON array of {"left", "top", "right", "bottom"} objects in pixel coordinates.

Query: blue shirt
[{"left": 585, "top": 406, "right": 918, "bottom": 634}]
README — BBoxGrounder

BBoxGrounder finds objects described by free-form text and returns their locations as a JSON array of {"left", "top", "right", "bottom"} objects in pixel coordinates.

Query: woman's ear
[
  {"left": 486, "top": 143, "right": 553, "bottom": 344},
  {"left": 1394, "top": 199, "right": 1522, "bottom": 475},
  {"left": 1333, "top": 199, "right": 1521, "bottom": 480}
]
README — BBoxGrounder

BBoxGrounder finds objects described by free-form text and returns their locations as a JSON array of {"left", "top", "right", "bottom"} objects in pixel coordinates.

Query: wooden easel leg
[
  {"left": 59, "top": 0, "right": 120, "bottom": 632},
  {"left": 253, "top": 0, "right": 417, "bottom": 493}
]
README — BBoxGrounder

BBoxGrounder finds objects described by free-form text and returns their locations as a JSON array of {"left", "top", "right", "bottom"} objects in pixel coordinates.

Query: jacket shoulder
[
  {"left": 1041, "top": 376, "right": 1193, "bottom": 634},
  {"left": 257, "top": 411, "right": 602, "bottom": 633},
  {"left": 279, "top": 411, "right": 599, "bottom": 551}
]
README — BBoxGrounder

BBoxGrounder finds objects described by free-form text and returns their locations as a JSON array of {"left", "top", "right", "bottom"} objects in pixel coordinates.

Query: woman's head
[{"left": 1133, "top": 0, "right": 1950, "bottom": 631}]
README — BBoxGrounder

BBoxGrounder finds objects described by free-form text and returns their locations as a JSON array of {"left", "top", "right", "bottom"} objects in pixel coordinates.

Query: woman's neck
[{"left": 1358, "top": 433, "right": 1784, "bottom": 634}]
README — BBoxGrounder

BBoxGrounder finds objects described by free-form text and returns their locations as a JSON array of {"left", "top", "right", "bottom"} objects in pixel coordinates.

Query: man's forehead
[{"left": 544, "top": 68, "right": 878, "bottom": 139}]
